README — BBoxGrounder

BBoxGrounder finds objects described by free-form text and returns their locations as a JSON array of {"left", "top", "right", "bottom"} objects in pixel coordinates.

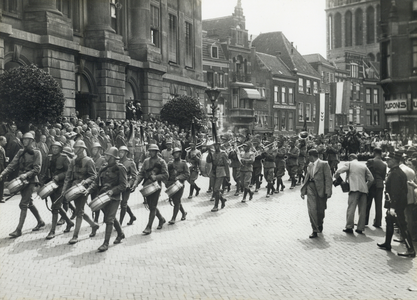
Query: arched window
[
  {"left": 334, "top": 13, "right": 342, "bottom": 48},
  {"left": 345, "top": 11, "right": 353, "bottom": 47},
  {"left": 366, "top": 6, "right": 375, "bottom": 44},
  {"left": 355, "top": 8, "right": 363, "bottom": 46}
]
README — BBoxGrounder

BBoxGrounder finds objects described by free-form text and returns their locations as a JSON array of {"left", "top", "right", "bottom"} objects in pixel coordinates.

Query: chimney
[
  {"left": 291, "top": 42, "right": 294, "bottom": 55},
  {"left": 275, "top": 51, "right": 282, "bottom": 59}
]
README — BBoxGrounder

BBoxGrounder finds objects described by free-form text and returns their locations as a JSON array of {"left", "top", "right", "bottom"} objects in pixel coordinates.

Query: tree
[
  {"left": 160, "top": 95, "right": 207, "bottom": 130},
  {"left": 0, "top": 64, "right": 65, "bottom": 129}
]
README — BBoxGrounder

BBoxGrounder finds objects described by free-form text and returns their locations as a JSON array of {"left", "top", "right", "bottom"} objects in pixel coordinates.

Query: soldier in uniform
[
  {"left": 186, "top": 142, "right": 201, "bottom": 199},
  {"left": 297, "top": 139, "right": 307, "bottom": 185},
  {"left": 0, "top": 132, "right": 45, "bottom": 237},
  {"left": 286, "top": 138, "right": 300, "bottom": 189},
  {"left": 62, "top": 140, "right": 99, "bottom": 245},
  {"left": 252, "top": 139, "right": 263, "bottom": 192},
  {"left": 261, "top": 143, "right": 277, "bottom": 197},
  {"left": 207, "top": 140, "right": 229, "bottom": 211},
  {"left": 274, "top": 138, "right": 286, "bottom": 193},
  {"left": 91, "top": 142, "right": 106, "bottom": 223},
  {"left": 44, "top": 142, "right": 74, "bottom": 239},
  {"left": 326, "top": 141, "right": 340, "bottom": 176},
  {"left": 240, "top": 142, "right": 255, "bottom": 202},
  {"left": 118, "top": 146, "right": 138, "bottom": 226},
  {"left": 133, "top": 144, "right": 168, "bottom": 235},
  {"left": 167, "top": 147, "right": 190, "bottom": 224},
  {"left": 228, "top": 141, "right": 242, "bottom": 196},
  {"left": 90, "top": 147, "right": 127, "bottom": 252}
]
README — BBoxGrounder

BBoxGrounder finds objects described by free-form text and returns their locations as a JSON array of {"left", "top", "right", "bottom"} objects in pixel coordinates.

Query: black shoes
[
  {"left": 64, "top": 221, "right": 74, "bottom": 233},
  {"left": 343, "top": 228, "right": 354, "bottom": 234},
  {"left": 157, "top": 219, "right": 166, "bottom": 230},
  {"left": 355, "top": 229, "right": 364, "bottom": 234},
  {"left": 211, "top": 207, "right": 219, "bottom": 212},
  {"left": 9, "top": 229, "right": 22, "bottom": 238},
  {"left": 181, "top": 212, "right": 187, "bottom": 221},
  {"left": 98, "top": 243, "right": 109, "bottom": 252},
  {"left": 195, "top": 187, "right": 200, "bottom": 196},
  {"left": 397, "top": 250, "right": 416, "bottom": 258},
  {"left": 46, "top": 231, "right": 55, "bottom": 240},
  {"left": 394, "top": 238, "right": 405, "bottom": 243},
  {"left": 32, "top": 221, "right": 45, "bottom": 231},
  {"left": 318, "top": 225, "right": 323, "bottom": 233},
  {"left": 89, "top": 224, "right": 100, "bottom": 237},
  {"left": 114, "top": 233, "right": 125, "bottom": 244},
  {"left": 377, "top": 243, "right": 391, "bottom": 251},
  {"left": 127, "top": 216, "right": 137, "bottom": 226},
  {"left": 142, "top": 228, "right": 151, "bottom": 235},
  {"left": 309, "top": 232, "right": 318, "bottom": 238}
]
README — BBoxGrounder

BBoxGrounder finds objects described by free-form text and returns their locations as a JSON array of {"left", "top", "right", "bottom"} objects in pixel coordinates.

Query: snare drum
[
  {"left": 199, "top": 152, "right": 212, "bottom": 177},
  {"left": 165, "top": 180, "right": 183, "bottom": 197},
  {"left": 38, "top": 181, "right": 59, "bottom": 200},
  {"left": 65, "top": 183, "right": 87, "bottom": 202},
  {"left": 89, "top": 193, "right": 111, "bottom": 212},
  {"left": 7, "top": 178, "right": 29, "bottom": 194},
  {"left": 140, "top": 181, "right": 161, "bottom": 197}
]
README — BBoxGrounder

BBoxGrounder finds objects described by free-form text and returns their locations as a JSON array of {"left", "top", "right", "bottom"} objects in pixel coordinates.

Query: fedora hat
[{"left": 387, "top": 151, "right": 403, "bottom": 161}]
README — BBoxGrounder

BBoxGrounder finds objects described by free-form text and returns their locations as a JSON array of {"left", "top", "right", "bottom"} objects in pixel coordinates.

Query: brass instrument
[
  {"left": 298, "top": 131, "right": 309, "bottom": 139},
  {"left": 185, "top": 139, "right": 206, "bottom": 152}
]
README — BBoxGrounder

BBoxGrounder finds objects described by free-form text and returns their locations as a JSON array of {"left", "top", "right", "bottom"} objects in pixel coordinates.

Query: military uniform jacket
[
  {"left": 91, "top": 162, "right": 127, "bottom": 201},
  {"left": 240, "top": 151, "right": 255, "bottom": 172},
  {"left": 253, "top": 147, "right": 263, "bottom": 168},
  {"left": 228, "top": 150, "right": 242, "bottom": 168},
  {"left": 44, "top": 153, "right": 70, "bottom": 185},
  {"left": 136, "top": 156, "right": 168, "bottom": 187},
  {"left": 62, "top": 156, "right": 97, "bottom": 193},
  {"left": 366, "top": 157, "right": 387, "bottom": 189},
  {"left": 186, "top": 149, "right": 201, "bottom": 170},
  {"left": 207, "top": 151, "right": 229, "bottom": 177},
  {"left": 262, "top": 150, "right": 276, "bottom": 169},
  {"left": 167, "top": 159, "right": 190, "bottom": 187},
  {"left": 286, "top": 146, "right": 300, "bottom": 166},
  {"left": 0, "top": 145, "right": 6, "bottom": 173},
  {"left": 120, "top": 156, "right": 138, "bottom": 188},
  {"left": 1, "top": 147, "right": 41, "bottom": 184},
  {"left": 92, "top": 154, "right": 106, "bottom": 171},
  {"left": 385, "top": 166, "right": 408, "bottom": 212}
]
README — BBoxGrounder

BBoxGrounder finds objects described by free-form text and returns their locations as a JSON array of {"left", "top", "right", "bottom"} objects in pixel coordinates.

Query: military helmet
[
  {"left": 148, "top": 144, "right": 160, "bottom": 151},
  {"left": 73, "top": 140, "right": 87, "bottom": 149},
  {"left": 22, "top": 132, "right": 34, "bottom": 140},
  {"left": 51, "top": 141, "right": 63, "bottom": 148},
  {"left": 119, "top": 146, "right": 129, "bottom": 153},
  {"left": 104, "top": 147, "right": 120, "bottom": 159},
  {"left": 172, "top": 147, "right": 182, "bottom": 154},
  {"left": 91, "top": 142, "right": 102, "bottom": 149}
]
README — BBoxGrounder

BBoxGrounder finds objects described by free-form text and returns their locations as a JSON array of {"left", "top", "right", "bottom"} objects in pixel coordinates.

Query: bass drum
[
  {"left": 38, "top": 181, "right": 59, "bottom": 200},
  {"left": 89, "top": 193, "right": 111, "bottom": 212},
  {"left": 199, "top": 152, "right": 212, "bottom": 177},
  {"left": 65, "top": 183, "right": 87, "bottom": 202},
  {"left": 7, "top": 178, "right": 29, "bottom": 194}
]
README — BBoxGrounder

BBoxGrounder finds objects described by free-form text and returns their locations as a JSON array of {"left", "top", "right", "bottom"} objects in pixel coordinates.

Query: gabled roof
[
  {"left": 256, "top": 52, "right": 293, "bottom": 78},
  {"left": 202, "top": 36, "right": 228, "bottom": 62},
  {"left": 253, "top": 32, "right": 321, "bottom": 79},
  {"left": 203, "top": 16, "right": 236, "bottom": 41}
]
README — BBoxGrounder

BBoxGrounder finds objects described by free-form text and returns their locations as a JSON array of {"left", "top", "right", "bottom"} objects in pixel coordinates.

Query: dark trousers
[
  {"left": 365, "top": 186, "right": 383, "bottom": 227},
  {"left": 384, "top": 209, "right": 415, "bottom": 252},
  {"left": 0, "top": 180, "right": 4, "bottom": 200}
]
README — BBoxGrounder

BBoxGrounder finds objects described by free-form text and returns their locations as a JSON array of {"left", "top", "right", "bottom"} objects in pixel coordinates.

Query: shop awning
[{"left": 241, "top": 88, "right": 261, "bottom": 100}]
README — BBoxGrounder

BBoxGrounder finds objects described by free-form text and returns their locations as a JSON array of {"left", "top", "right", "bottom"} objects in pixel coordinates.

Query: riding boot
[
  {"left": 242, "top": 189, "right": 248, "bottom": 202},
  {"left": 94, "top": 210, "right": 100, "bottom": 223},
  {"left": 10, "top": 210, "right": 27, "bottom": 237},
  {"left": 98, "top": 224, "right": 112, "bottom": 252},
  {"left": 280, "top": 179, "right": 285, "bottom": 191},
  {"left": 156, "top": 208, "right": 166, "bottom": 229},
  {"left": 270, "top": 184, "right": 275, "bottom": 194},
  {"left": 68, "top": 202, "right": 76, "bottom": 219},
  {"left": 83, "top": 213, "right": 97, "bottom": 228},
  {"left": 29, "top": 205, "right": 45, "bottom": 231},
  {"left": 248, "top": 189, "right": 254, "bottom": 200},
  {"left": 220, "top": 195, "right": 227, "bottom": 209},
  {"left": 119, "top": 208, "right": 127, "bottom": 226},
  {"left": 234, "top": 183, "right": 240, "bottom": 196},
  {"left": 144, "top": 209, "right": 156, "bottom": 233},
  {"left": 59, "top": 208, "right": 74, "bottom": 232},
  {"left": 266, "top": 183, "right": 270, "bottom": 197},
  {"left": 194, "top": 184, "right": 201, "bottom": 196},
  {"left": 189, "top": 184, "right": 194, "bottom": 198},
  {"left": 113, "top": 219, "right": 125, "bottom": 244},
  {"left": 170, "top": 205, "right": 180, "bottom": 223},
  {"left": 69, "top": 216, "right": 82, "bottom": 244},
  {"left": 212, "top": 191, "right": 220, "bottom": 211},
  {"left": 46, "top": 213, "right": 58, "bottom": 239},
  {"left": 126, "top": 206, "right": 136, "bottom": 225}
]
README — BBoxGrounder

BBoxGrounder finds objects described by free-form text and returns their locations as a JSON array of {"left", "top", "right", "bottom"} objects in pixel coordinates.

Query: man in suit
[
  {"left": 335, "top": 153, "right": 374, "bottom": 234},
  {"left": 365, "top": 147, "right": 387, "bottom": 228},
  {"left": 301, "top": 149, "right": 333, "bottom": 238}
]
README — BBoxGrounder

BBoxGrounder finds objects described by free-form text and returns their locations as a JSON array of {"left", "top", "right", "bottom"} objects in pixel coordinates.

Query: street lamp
[{"left": 205, "top": 88, "right": 221, "bottom": 141}]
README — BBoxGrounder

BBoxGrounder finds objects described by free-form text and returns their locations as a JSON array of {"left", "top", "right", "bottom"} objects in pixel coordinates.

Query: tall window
[
  {"left": 356, "top": 107, "right": 361, "bottom": 124},
  {"left": 211, "top": 46, "right": 218, "bottom": 58},
  {"left": 219, "top": 74, "right": 224, "bottom": 88},
  {"left": 298, "top": 78, "right": 304, "bottom": 93},
  {"left": 373, "top": 110, "right": 379, "bottom": 125},
  {"left": 366, "top": 6, "right": 375, "bottom": 44},
  {"left": 207, "top": 72, "right": 213, "bottom": 88},
  {"left": 298, "top": 103, "right": 304, "bottom": 122},
  {"left": 367, "top": 109, "right": 372, "bottom": 125},
  {"left": 351, "top": 63, "right": 359, "bottom": 78},
  {"left": 168, "top": 14, "right": 178, "bottom": 63},
  {"left": 274, "top": 86, "right": 279, "bottom": 103},
  {"left": 233, "top": 89, "right": 239, "bottom": 108},
  {"left": 281, "top": 111, "right": 287, "bottom": 131},
  {"left": 274, "top": 111, "right": 279, "bottom": 129},
  {"left": 373, "top": 88, "right": 379, "bottom": 104},
  {"left": 413, "top": 39, "right": 417, "bottom": 73},
  {"left": 334, "top": 13, "right": 342, "bottom": 48},
  {"left": 57, "top": 0, "right": 70, "bottom": 17},
  {"left": 306, "top": 80, "right": 311, "bottom": 94},
  {"left": 185, "top": 22, "right": 193, "bottom": 67},
  {"left": 110, "top": 0, "right": 118, "bottom": 32},
  {"left": 305, "top": 103, "right": 311, "bottom": 121},
  {"left": 312, "top": 103, "right": 316, "bottom": 122},
  {"left": 313, "top": 82, "right": 318, "bottom": 94},
  {"left": 288, "top": 88, "right": 294, "bottom": 104},
  {"left": 281, "top": 87, "right": 286, "bottom": 104},
  {"left": 366, "top": 88, "right": 371, "bottom": 103},
  {"left": 328, "top": 15, "right": 333, "bottom": 50},
  {"left": 288, "top": 112, "right": 294, "bottom": 131},
  {"left": 3, "top": 0, "right": 18, "bottom": 13},
  {"left": 237, "top": 30, "right": 244, "bottom": 45},
  {"left": 355, "top": 8, "right": 363, "bottom": 46},
  {"left": 150, "top": 5, "right": 160, "bottom": 47},
  {"left": 345, "top": 11, "right": 353, "bottom": 47}
]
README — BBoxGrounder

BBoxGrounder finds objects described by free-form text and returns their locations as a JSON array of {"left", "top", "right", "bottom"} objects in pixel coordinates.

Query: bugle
[{"left": 185, "top": 139, "right": 206, "bottom": 151}]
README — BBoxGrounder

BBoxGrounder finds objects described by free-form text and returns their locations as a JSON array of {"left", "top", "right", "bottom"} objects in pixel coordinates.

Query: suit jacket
[
  {"left": 366, "top": 157, "right": 387, "bottom": 188},
  {"left": 335, "top": 160, "right": 374, "bottom": 194},
  {"left": 301, "top": 159, "right": 333, "bottom": 198},
  {"left": 399, "top": 164, "right": 416, "bottom": 205}
]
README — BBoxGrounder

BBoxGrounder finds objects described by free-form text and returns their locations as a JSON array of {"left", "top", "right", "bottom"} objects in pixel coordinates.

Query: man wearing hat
[
  {"left": 91, "top": 142, "right": 107, "bottom": 223},
  {"left": 240, "top": 142, "right": 255, "bottom": 203},
  {"left": 161, "top": 139, "right": 173, "bottom": 164},
  {"left": 274, "top": 138, "right": 287, "bottom": 193},
  {"left": 0, "top": 132, "right": 45, "bottom": 237},
  {"left": 335, "top": 153, "right": 374, "bottom": 234},
  {"left": 133, "top": 144, "right": 168, "bottom": 234},
  {"left": 62, "top": 140, "right": 99, "bottom": 245},
  {"left": 186, "top": 141, "right": 202, "bottom": 199},
  {"left": 378, "top": 151, "right": 416, "bottom": 257},
  {"left": 43, "top": 142, "right": 74, "bottom": 239},
  {"left": 286, "top": 138, "right": 300, "bottom": 189},
  {"left": 207, "top": 139, "right": 229, "bottom": 211},
  {"left": 301, "top": 149, "right": 333, "bottom": 238},
  {"left": 118, "top": 146, "right": 138, "bottom": 226},
  {"left": 89, "top": 147, "right": 127, "bottom": 252},
  {"left": 167, "top": 147, "right": 189, "bottom": 224},
  {"left": 365, "top": 147, "right": 387, "bottom": 228}
]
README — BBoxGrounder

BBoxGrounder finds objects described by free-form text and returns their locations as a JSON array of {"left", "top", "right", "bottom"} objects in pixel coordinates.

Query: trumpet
[{"left": 185, "top": 139, "right": 206, "bottom": 152}]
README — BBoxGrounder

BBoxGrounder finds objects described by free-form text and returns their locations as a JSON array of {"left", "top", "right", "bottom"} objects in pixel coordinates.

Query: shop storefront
[{"left": 385, "top": 99, "right": 417, "bottom": 136}]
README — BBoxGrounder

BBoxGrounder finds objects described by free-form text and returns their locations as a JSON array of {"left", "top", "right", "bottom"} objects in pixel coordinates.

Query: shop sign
[{"left": 384, "top": 100, "right": 407, "bottom": 114}]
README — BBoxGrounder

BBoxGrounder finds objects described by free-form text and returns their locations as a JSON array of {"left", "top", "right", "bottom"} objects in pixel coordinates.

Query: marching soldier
[
  {"left": 207, "top": 140, "right": 229, "bottom": 211},
  {"left": 240, "top": 142, "right": 255, "bottom": 202},
  {"left": 91, "top": 142, "right": 106, "bottom": 223},
  {"left": 186, "top": 142, "right": 201, "bottom": 199},
  {"left": 118, "top": 146, "right": 137, "bottom": 226},
  {"left": 274, "top": 138, "right": 286, "bottom": 193},
  {"left": 297, "top": 138, "right": 307, "bottom": 185},
  {"left": 0, "top": 132, "right": 45, "bottom": 237},
  {"left": 90, "top": 147, "right": 127, "bottom": 252},
  {"left": 44, "top": 142, "right": 74, "bottom": 239},
  {"left": 261, "top": 142, "right": 277, "bottom": 197},
  {"left": 228, "top": 142, "right": 242, "bottom": 196},
  {"left": 252, "top": 139, "right": 263, "bottom": 192},
  {"left": 62, "top": 140, "right": 99, "bottom": 245},
  {"left": 286, "top": 138, "right": 300, "bottom": 189},
  {"left": 133, "top": 144, "right": 168, "bottom": 235},
  {"left": 167, "top": 147, "right": 190, "bottom": 224}
]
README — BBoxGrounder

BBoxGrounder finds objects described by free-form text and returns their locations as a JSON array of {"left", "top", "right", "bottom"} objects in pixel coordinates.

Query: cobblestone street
[{"left": 0, "top": 171, "right": 416, "bottom": 300}]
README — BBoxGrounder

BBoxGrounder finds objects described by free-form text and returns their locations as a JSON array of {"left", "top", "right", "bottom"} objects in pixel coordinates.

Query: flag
[{"left": 318, "top": 93, "right": 325, "bottom": 135}]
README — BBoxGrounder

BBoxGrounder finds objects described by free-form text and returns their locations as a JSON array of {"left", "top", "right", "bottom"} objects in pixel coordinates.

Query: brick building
[{"left": 0, "top": 0, "right": 206, "bottom": 120}]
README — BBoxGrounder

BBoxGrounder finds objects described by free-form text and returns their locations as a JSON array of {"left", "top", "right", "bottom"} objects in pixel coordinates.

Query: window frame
[
  {"left": 373, "top": 88, "right": 379, "bottom": 104},
  {"left": 274, "top": 86, "right": 279, "bottom": 103},
  {"left": 150, "top": 5, "right": 160, "bottom": 48},
  {"left": 305, "top": 103, "right": 311, "bottom": 122},
  {"left": 185, "top": 21, "right": 193, "bottom": 68},
  {"left": 306, "top": 80, "right": 311, "bottom": 94},
  {"left": 298, "top": 78, "right": 304, "bottom": 93},
  {"left": 288, "top": 87, "right": 294, "bottom": 104},
  {"left": 366, "top": 88, "right": 371, "bottom": 103},
  {"left": 298, "top": 102, "right": 304, "bottom": 122},
  {"left": 281, "top": 87, "right": 286, "bottom": 104},
  {"left": 168, "top": 13, "right": 178, "bottom": 63}
]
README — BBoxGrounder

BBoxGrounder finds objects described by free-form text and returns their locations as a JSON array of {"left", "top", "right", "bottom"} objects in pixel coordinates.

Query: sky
[{"left": 202, "top": 0, "right": 327, "bottom": 57}]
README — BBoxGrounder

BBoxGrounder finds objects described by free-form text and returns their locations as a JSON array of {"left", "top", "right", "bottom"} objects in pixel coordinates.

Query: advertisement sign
[{"left": 384, "top": 100, "right": 408, "bottom": 114}]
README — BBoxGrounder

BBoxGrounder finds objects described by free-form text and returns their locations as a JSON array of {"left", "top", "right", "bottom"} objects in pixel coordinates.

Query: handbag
[{"left": 340, "top": 163, "right": 350, "bottom": 193}]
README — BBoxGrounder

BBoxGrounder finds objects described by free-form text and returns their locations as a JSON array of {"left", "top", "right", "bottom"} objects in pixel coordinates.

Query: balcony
[{"left": 229, "top": 108, "right": 254, "bottom": 119}]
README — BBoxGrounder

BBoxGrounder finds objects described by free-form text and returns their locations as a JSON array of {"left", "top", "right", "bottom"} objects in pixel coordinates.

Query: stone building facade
[{"left": 0, "top": 0, "right": 206, "bottom": 121}]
